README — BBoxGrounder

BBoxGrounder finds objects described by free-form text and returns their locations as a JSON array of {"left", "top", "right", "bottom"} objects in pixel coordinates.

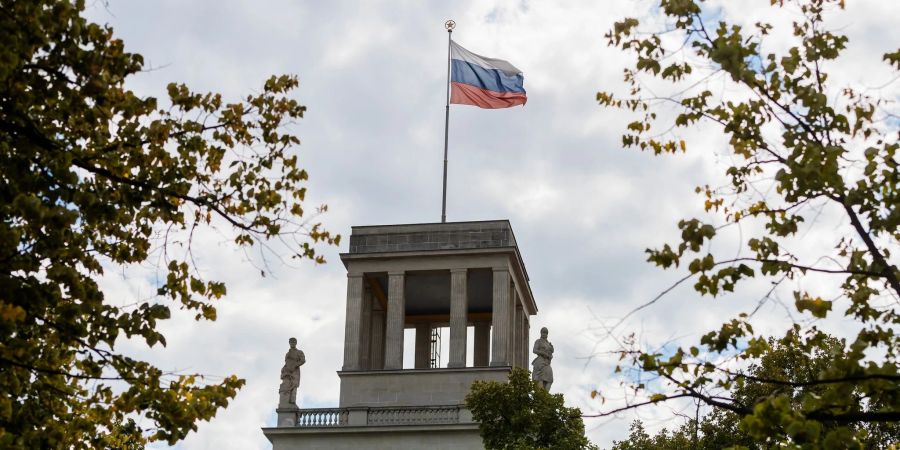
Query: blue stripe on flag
[{"left": 450, "top": 59, "right": 525, "bottom": 94}]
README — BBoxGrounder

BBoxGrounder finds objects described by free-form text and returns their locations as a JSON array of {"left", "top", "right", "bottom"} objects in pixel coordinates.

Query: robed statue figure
[
  {"left": 531, "top": 327, "right": 554, "bottom": 391},
  {"left": 278, "top": 337, "right": 306, "bottom": 408}
]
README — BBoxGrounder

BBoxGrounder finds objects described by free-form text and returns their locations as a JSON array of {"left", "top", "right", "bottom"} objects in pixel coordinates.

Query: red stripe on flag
[{"left": 450, "top": 82, "right": 527, "bottom": 109}]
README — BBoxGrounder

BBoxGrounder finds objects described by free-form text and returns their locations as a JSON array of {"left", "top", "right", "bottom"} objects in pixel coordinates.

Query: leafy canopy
[
  {"left": 609, "top": 331, "right": 900, "bottom": 449},
  {"left": 466, "top": 368, "right": 597, "bottom": 450},
  {"left": 596, "top": 0, "right": 899, "bottom": 447},
  {"left": 0, "top": 0, "right": 337, "bottom": 448}
]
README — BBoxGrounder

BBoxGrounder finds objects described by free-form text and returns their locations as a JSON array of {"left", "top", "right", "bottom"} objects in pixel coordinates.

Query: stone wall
[
  {"left": 264, "top": 424, "right": 484, "bottom": 450},
  {"left": 348, "top": 221, "right": 517, "bottom": 254},
  {"left": 338, "top": 367, "right": 510, "bottom": 408}
]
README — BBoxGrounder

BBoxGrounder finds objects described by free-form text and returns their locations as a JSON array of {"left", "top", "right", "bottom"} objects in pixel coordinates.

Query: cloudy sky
[{"left": 82, "top": 0, "right": 898, "bottom": 448}]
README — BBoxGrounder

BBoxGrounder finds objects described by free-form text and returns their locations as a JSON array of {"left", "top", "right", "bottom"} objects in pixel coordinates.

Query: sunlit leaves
[
  {"left": 0, "top": 0, "right": 336, "bottom": 448},
  {"left": 615, "top": 330, "right": 899, "bottom": 448},
  {"left": 597, "top": 0, "right": 899, "bottom": 446},
  {"left": 794, "top": 292, "right": 832, "bottom": 319}
]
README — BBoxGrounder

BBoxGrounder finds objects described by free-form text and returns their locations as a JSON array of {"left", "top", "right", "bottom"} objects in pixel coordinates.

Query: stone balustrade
[
  {"left": 290, "top": 405, "right": 467, "bottom": 428},
  {"left": 295, "top": 408, "right": 349, "bottom": 427},
  {"left": 367, "top": 405, "right": 460, "bottom": 426}
]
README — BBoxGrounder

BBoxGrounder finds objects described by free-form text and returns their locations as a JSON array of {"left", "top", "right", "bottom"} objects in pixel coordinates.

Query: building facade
[{"left": 263, "top": 220, "right": 538, "bottom": 450}]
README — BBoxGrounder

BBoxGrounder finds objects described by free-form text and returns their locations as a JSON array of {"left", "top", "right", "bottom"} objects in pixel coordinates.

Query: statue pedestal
[{"left": 276, "top": 406, "right": 299, "bottom": 427}]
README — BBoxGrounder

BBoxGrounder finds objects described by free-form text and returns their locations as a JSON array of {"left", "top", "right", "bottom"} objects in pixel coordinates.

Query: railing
[
  {"left": 296, "top": 408, "right": 348, "bottom": 427},
  {"left": 291, "top": 405, "right": 462, "bottom": 428},
  {"left": 367, "top": 405, "right": 460, "bottom": 426}
]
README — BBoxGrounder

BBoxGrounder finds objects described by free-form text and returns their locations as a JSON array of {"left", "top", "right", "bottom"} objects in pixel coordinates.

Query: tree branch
[
  {"left": 0, "top": 356, "right": 135, "bottom": 382},
  {"left": 836, "top": 197, "right": 900, "bottom": 298},
  {"left": 719, "top": 368, "right": 900, "bottom": 388}
]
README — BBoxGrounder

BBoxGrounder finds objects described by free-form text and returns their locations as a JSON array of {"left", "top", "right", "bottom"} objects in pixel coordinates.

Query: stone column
[
  {"left": 414, "top": 322, "right": 431, "bottom": 369},
  {"left": 490, "top": 267, "right": 510, "bottom": 366},
  {"left": 473, "top": 321, "right": 490, "bottom": 367},
  {"left": 507, "top": 287, "right": 517, "bottom": 367},
  {"left": 523, "top": 315, "right": 531, "bottom": 368},
  {"left": 448, "top": 268, "right": 468, "bottom": 368},
  {"left": 515, "top": 303, "right": 525, "bottom": 368},
  {"left": 370, "top": 309, "right": 385, "bottom": 370},
  {"left": 384, "top": 271, "right": 406, "bottom": 370},
  {"left": 342, "top": 273, "right": 365, "bottom": 371},
  {"left": 359, "top": 287, "right": 372, "bottom": 370}
]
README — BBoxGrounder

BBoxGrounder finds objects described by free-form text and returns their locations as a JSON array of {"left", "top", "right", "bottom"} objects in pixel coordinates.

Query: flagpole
[{"left": 441, "top": 19, "right": 455, "bottom": 223}]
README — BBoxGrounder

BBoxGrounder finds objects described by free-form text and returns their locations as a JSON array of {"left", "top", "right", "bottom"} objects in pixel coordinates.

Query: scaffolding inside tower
[{"left": 430, "top": 327, "right": 442, "bottom": 368}]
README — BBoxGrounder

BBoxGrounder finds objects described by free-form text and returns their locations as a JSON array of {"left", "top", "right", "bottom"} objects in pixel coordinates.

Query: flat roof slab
[{"left": 348, "top": 220, "right": 517, "bottom": 254}]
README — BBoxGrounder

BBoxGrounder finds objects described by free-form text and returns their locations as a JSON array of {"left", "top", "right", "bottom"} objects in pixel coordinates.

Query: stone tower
[{"left": 263, "top": 220, "right": 537, "bottom": 450}]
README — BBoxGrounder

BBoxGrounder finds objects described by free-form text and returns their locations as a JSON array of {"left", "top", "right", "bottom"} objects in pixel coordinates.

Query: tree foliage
[
  {"left": 466, "top": 368, "right": 596, "bottom": 450},
  {"left": 596, "top": 0, "right": 899, "bottom": 447},
  {"left": 608, "top": 421, "right": 702, "bottom": 450},
  {"left": 1, "top": 0, "right": 337, "bottom": 448},
  {"left": 608, "top": 331, "right": 900, "bottom": 449}
]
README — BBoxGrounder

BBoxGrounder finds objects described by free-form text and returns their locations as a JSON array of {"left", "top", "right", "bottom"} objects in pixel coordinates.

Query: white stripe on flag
[{"left": 449, "top": 40, "right": 521, "bottom": 77}]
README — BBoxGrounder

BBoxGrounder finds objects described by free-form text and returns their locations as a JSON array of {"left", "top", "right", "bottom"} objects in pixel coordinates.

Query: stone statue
[
  {"left": 531, "top": 327, "right": 554, "bottom": 391},
  {"left": 278, "top": 337, "right": 306, "bottom": 408}
]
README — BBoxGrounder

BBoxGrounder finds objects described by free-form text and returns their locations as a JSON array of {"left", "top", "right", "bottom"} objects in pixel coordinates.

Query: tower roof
[{"left": 340, "top": 220, "right": 536, "bottom": 315}]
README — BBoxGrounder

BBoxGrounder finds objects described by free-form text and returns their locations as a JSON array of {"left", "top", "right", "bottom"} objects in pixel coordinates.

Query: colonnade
[{"left": 341, "top": 268, "right": 531, "bottom": 371}]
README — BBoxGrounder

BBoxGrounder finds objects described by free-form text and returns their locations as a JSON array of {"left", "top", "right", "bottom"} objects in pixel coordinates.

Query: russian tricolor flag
[{"left": 449, "top": 40, "right": 526, "bottom": 109}]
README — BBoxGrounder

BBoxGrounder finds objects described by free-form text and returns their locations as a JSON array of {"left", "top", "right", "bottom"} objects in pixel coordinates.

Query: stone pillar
[
  {"left": 359, "top": 287, "right": 372, "bottom": 370},
  {"left": 346, "top": 407, "right": 368, "bottom": 426},
  {"left": 414, "top": 322, "right": 431, "bottom": 369},
  {"left": 515, "top": 303, "right": 525, "bottom": 368},
  {"left": 474, "top": 321, "right": 490, "bottom": 367},
  {"left": 490, "top": 267, "right": 510, "bottom": 366},
  {"left": 369, "top": 309, "right": 385, "bottom": 370},
  {"left": 384, "top": 271, "right": 406, "bottom": 370},
  {"left": 507, "top": 287, "right": 517, "bottom": 367},
  {"left": 342, "top": 273, "right": 364, "bottom": 371},
  {"left": 523, "top": 315, "right": 531, "bottom": 368},
  {"left": 448, "top": 268, "right": 468, "bottom": 368},
  {"left": 276, "top": 407, "right": 299, "bottom": 427}
]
